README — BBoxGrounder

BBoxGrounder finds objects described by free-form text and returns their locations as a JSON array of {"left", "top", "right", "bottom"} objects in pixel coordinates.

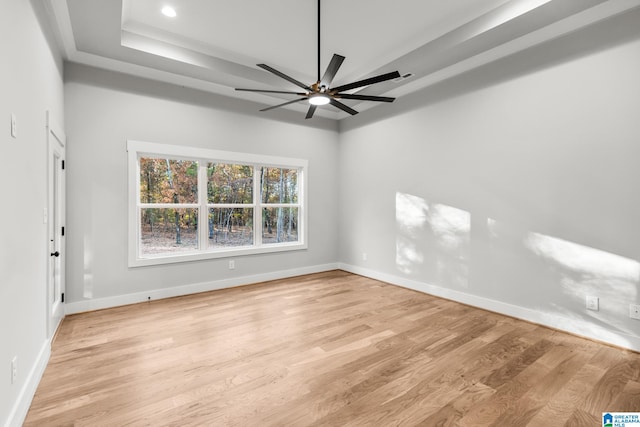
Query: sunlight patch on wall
[
  {"left": 541, "top": 302, "right": 634, "bottom": 350},
  {"left": 396, "top": 193, "right": 429, "bottom": 231},
  {"left": 396, "top": 236, "right": 425, "bottom": 274},
  {"left": 83, "top": 233, "right": 93, "bottom": 299},
  {"left": 395, "top": 192, "right": 470, "bottom": 288},
  {"left": 525, "top": 232, "right": 638, "bottom": 301},
  {"left": 395, "top": 193, "right": 428, "bottom": 274},
  {"left": 487, "top": 217, "right": 498, "bottom": 238},
  {"left": 430, "top": 204, "right": 471, "bottom": 250},
  {"left": 431, "top": 203, "right": 470, "bottom": 288}
]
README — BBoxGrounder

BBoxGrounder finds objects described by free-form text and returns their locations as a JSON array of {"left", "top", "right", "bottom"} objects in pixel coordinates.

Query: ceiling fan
[{"left": 235, "top": 0, "right": 401, "bottom": 119}]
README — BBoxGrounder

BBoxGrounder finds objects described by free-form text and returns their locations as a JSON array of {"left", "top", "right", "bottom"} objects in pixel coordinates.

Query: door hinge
[
  {"left": 62, "top": 160, "right": 65, "bottom": 170},
  {"left": 61, "top": 226, "right": 65, "bottom": 236},
  {"left": 61, "top": 293, "right": 65, "bottom": 303}
]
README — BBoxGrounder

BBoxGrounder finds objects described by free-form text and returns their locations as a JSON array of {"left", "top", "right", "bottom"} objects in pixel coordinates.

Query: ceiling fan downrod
[{"left": 317, "top": 0, "right": 321, "bottom": 84}]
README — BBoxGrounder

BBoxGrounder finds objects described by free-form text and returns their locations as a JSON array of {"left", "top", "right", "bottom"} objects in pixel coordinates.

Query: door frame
[{"left": 47, "top": 111, "right": 66, "bottom": 338}]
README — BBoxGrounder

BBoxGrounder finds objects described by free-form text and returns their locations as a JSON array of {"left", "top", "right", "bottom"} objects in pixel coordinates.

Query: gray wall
[
  {"left": 0, "top": 1, "right": 65, "bottom": 425},
  {"left": 338, "top": 13, "right": 640, "bottom": 350},
  {"left": 64, "top": 64, "right": 340, "bottom": 309}
]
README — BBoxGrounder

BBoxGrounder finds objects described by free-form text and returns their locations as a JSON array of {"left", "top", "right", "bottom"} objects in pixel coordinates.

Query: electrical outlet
[
  {"left": 11, "top": 357, "right": 17, "bottom": 384},
  {"left": 586, "top": 296, "right": 599, "bottom": 311},
  {"left": 228, "top": 260, "right": 235, "bottom": 270},
  {"left": 362, "top": 252, "right": 367, "bottom": 261},
  {"left": 630, "top": 304, "right": 640, "bottom": 320}
]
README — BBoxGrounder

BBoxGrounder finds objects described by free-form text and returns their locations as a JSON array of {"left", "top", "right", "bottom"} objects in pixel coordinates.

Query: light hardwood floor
[{"left": 25, "top": 270, "right": 640, "bottom": 426}]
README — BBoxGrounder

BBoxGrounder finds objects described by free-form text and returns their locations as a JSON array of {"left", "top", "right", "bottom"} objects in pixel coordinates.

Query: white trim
[
  {"left": 252, "top": 165, "right": 262, "bottom": 247},
  {"left": 46, "top": 110, "right": 66, "bottom": 339},
  {"left": 139, "top": 203, "right": 199, "bottom": 209},
  {"left": 197, "top": 162, "right": 208, "bottom": 250},
  {"left": 65, "top": 263, "right": 339, "bottom": 315},
  {"left": 46, "top": 112, "right": 65, "bottom": 149},
  {"left": 338, "top": 263, "right": 640, "bottom": 353},
  {"left": 4, "top": 340, "right": 51, "bottom": 427},
  {"left": 127, "top": 140, "right": 307, "bottom": 168},
  {"left": 43, "top": 0, "right": 77, "bottom": 59},
  {"left": 131, "top": 242, "right": 308, "bottom": 267}
]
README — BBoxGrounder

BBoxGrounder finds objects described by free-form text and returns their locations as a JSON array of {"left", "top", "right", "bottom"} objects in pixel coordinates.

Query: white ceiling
[
  {"left": 122, "top": 0, "right": 510, "bottom": 84},
  {"left": 43, "top": 0, "right": 640, "bottom": 120}
]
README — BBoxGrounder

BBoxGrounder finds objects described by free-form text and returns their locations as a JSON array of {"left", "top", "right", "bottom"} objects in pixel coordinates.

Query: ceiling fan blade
[
  {"left": 260, "top": 98, "right": 308, "bottom": 112},
  {"left": 257, "top": 64, "right": 312, "bottom": 91},
  {"left": 330, "top": 99, "right": 359, "bottom": 116},
  {"left": 305, "top": 105, "right": 317, "bottom": 119},
  {"left": 337, "top": 94, "right": 395, "bottom": 103},
  {"left": 320, "top": 54, "right": 345, "bottom": 88},
  {"left": 331, "top": 71, "right": 401, "bottom": 93},
  {"left": 236, "top": 88, "right": 307, "bottom": 95}
]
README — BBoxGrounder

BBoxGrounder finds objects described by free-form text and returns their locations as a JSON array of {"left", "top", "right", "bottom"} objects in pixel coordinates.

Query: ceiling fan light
[{"left": 309, "top": 94, "right": 330, "bottom": 106}]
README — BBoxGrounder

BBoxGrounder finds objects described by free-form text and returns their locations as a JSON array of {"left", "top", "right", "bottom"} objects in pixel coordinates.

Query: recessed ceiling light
[{"left": 161, "top": 6, "right": 176, "bottom": 18}]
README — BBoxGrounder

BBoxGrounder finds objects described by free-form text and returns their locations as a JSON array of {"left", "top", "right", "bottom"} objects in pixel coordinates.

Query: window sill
[{"left": 128, "top": 242, "right": 308, "bottom": 267}]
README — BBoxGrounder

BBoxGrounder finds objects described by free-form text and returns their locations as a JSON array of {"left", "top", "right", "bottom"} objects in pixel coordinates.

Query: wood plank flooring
[{"left": 25, "top": 270, "right": 640, "bottom": 426}]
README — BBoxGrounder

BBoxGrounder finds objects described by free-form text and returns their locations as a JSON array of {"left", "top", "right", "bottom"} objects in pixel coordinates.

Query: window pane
[
  {"left": 140, "top": 208, "right": 198, "bottom": 255},
  {"left": 261, "top": 168, "right": 298, "bottom": 204},
  {"left": 208, "top": 163, "right": 253, "bottom": 204},
  {"left": 208, "top": 208, "right": 253, "bottom": 248},
  {"left": 262, "top": 207, "right": 298, "bottom": 244},
  {"left": 140, "top": 158, "right": 198, "bottom": 204}
]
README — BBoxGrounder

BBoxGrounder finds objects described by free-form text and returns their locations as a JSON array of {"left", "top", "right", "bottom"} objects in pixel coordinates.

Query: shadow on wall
[{"left": 395, "top": 191, "right": 639, "bottom": 345}]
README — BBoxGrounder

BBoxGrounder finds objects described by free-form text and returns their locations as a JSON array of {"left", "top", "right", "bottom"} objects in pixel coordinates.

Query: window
[
  {"left": 128, "top": 141, "right": 307, "bottom": 266},
  {"left": 261, "top": 167, "right": 299, "bottom": 244},
  {"left": 139, "top": 158, "right": 199, "bottom": 256},
  {"left": 208, "top": 163, "right": 254, "bottom": 248}
]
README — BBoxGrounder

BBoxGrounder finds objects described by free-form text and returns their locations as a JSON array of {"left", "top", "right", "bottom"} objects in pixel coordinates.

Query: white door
[{"left": 47, "top": 111, "right": 66, "bottom": 338}]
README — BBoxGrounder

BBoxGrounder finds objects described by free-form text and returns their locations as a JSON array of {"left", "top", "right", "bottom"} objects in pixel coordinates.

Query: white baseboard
[
  {"left": 62, "top": 260, "right": 640, "bottom": 348},
  {"left": 4, "top": 339, "right": 51, "bottom": 427},
  {"left": 65, "top": 263, "right": 340, "bottom": 315},
  {"left": 339, "top": 263, "right": 640, "bottom": 353}
]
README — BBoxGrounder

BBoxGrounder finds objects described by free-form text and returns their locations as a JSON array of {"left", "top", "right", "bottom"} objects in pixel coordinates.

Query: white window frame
[{"left": 127, "top": 140, "right": 308, "bottom": 267}]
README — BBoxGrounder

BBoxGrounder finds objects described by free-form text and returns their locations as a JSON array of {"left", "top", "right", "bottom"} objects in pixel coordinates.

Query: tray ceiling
[{"left": 43, "top": 0, "right": 640, "bottom": 120}]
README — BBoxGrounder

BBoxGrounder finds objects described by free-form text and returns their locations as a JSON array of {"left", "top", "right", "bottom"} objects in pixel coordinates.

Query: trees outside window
[
  {"left": 139, "top": 159, "right": 198, "bottom": 255},
  {"left": 261, "top": 167, "right": 298, "bottom": 244},
  {"left": 128, "top": 141, "right": 306, "bottom": 267},
  {"left": 208, "top": 163, "right": 254, "bottom": 248}
]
